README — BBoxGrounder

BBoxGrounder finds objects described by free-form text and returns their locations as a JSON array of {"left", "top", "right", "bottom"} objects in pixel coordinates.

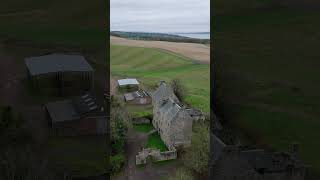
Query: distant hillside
[{"left": 110, "top": 31, "right": 210, "bottom": 44}]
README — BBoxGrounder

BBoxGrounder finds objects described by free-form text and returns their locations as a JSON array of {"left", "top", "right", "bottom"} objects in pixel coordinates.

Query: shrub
[
  {"left": 170, "top": 79, "right": 186, "bottom": 102},
  {"left": 183, "top": 123, "right": 209, "bottom": 176},
  {"left": 167, "top": 168, "right": 194, "bottom": 180},
  {"left": 110, "top": 153, "right": 125, "bottom": 174}
]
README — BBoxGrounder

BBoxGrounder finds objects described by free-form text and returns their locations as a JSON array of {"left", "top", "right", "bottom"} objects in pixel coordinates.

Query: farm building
[
  {"left": 117, "top": 78, "right": 139, "bottom": 91},
  {"left": 152, "top": 81, "right": 193, "bottom": 149},
  {"left": 45, "top": 93, "right": 107, "bottom": 136},
  {"left": 210, "top": 135, "right": 306, "bottom": 180},
  {"left": 25, "top": 53, "right": 94, "bottom": 96},
  {"left": 124, "top": 90, "right": 151, "bottom": 105}
]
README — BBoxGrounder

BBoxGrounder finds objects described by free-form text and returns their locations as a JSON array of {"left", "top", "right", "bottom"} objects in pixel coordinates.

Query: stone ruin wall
[{"left": 136, "top": 148, "right": 177, "bottom": 165}]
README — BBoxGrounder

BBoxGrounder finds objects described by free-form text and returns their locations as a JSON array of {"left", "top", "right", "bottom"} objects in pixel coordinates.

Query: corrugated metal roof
[
  {"left": 45, "top": 100, "right": 80, "bottom": 123},
  {"left": 45, "top": 93, "right": 102, "bottom": 123},
  {"left": 117, "top": 78, "right": 139, "bottom": 86},
  {"left": 25, "top": 53, "right": 93, "bottom": 76}
]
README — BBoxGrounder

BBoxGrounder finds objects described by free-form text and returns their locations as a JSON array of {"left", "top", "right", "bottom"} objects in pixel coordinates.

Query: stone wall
[
  {"left": 132, "top": 117, "right": 151, "bottom": 124},
  {"left": 136, "top": 148, "right": 177, "bottom": 165}
]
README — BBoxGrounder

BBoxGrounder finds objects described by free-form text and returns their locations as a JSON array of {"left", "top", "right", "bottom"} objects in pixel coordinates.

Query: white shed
[{"left": 117, "top": 78, "right": 139, "bottom": 86}]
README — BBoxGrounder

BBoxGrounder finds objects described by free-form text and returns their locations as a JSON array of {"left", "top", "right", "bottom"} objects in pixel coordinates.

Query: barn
[
  {"left": 124, "top": 90, "right": 152, "bottom": 105},
  {"left": 117, "top": 78, "right": 139, "bottom": 91},
  {"left": 25, "top": 53, "right": 94, "bottom": 96},
  {"left": 45, "top": 93, "right": 107, "bottom": 136}
]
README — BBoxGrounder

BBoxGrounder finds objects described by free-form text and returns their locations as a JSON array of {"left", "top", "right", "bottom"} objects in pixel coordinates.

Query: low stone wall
[
  {"left": 132, "top": 117, "right": 150, "bottom": 124},
  {"left": 136, "top": 148, "right": 177, "bottom": 165}
]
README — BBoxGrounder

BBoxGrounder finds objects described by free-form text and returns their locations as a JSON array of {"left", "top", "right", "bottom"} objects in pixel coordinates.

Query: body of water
[{"left": 171, "top": 32, "right": 210, "bottom": 39}]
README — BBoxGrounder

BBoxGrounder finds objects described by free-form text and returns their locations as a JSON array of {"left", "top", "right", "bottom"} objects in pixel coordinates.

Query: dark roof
[
  {"left": 124, "top": 90, "right": 150, "bottom": 101},
  {"left": 45, "top": 93, "right": 103, "bottom": 123},
  {"left": 25, "top": 53, "right": 93, "bottom": 76},
  {"left": 46, "top": 100, "right": 80, "bottom": 123},
  {"left": 211, "top": 144, "right": 258, "bottom": 178},
  {"left": 212, "top": 134, "right": 226, "bottom": 163},
  {"left": 152, "top": 81, "right": 179, "bottom": 106},
  {"left": 72, "top": 93, "right": 99, "bottom": 115}
]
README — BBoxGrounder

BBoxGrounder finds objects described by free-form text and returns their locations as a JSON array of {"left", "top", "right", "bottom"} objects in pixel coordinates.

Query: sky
[{"left": 110, "top": 0, "right": 210, "bottom": 33}]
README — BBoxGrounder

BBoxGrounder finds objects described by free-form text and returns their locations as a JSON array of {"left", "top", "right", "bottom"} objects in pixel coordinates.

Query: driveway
[{"left": 112, "top": 128, "right": 180, "bottom": 180}]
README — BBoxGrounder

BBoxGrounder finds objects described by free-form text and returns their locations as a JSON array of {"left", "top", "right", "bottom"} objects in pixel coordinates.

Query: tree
[
  {"left": 170, "top": 79, "right": 186, "bottom": 102},
  {"left": 183, "top": 123, "right": 209, "bottom": 176},
  {"left": 110, "top": 97, "right": 131, "bottom": 174},
  {"left": 168, "top": 168, "right": 194, "bottom": 180}
]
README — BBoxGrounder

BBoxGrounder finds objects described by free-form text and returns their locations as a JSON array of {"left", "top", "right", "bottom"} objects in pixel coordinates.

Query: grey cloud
[{"left": 111, "top": 0, "right": 210, "bottom": 33}]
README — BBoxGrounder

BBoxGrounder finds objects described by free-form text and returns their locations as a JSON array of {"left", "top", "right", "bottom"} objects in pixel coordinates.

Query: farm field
[
  {"left": 111, "top": 36, "right": 210, "bottom": 64},
  {"left": 0, "top": 0, "right": 105, "bottom": 49},
  {"left": 214, "top": 1, "right": 320, "bottom": 175},
  {"left": 110, "top": 45, "right": 210, "bottom": 112}
]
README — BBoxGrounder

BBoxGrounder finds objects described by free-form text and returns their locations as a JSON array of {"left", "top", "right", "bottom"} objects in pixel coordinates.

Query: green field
[
  {"left": 110, "top": 45, "right": 210, "bottom": 112},
  {"left": 214, "top": 1, "right": 320, "bottom": 174},
  {"left": 145, "top": 133, "right": 168, "bottom": 152}
]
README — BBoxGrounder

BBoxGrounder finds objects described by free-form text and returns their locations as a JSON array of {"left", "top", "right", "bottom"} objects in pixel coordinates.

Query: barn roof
[
  {"left": 25, "top": 53, "right": 93, "bottom": 76},
  {"left": 118, "top": 78, "right": 139, "bottom": 86},
  {"left": 45, "top": 93, "right": 102, "bottom": 123},
  {"left": 46, "top": 100, "right": 80, "bottom": 123},
  {"left": 157, "top": 98, "right": 191, "bottom": 125},
  {"left": 152, "top": 81, "right": 179, "bottom": 106},
  {"left": 124, "top": 90, "right": 150, "bottom": 101}
]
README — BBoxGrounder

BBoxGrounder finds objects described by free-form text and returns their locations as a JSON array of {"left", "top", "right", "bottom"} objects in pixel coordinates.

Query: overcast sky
[{"left": 111, "top": 0, "right": 210, "bottom": 33}]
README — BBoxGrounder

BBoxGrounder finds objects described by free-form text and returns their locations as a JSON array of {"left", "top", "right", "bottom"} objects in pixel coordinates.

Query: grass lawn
[
  {"left": 214, "top": 2, "right": 320, "bottom": 174},
  {"left": 126, "top": 104, "right": 153, "bottom": 118},
  {"left": 47, "top": 136, "right": 107, "bottom": 178},
  {"left": 133, "top": 124, "right": 154, "bottom": 133},
  {"left": 132, "top": 110, "right": 153, "bottom": 118},
  {"left": 110, "top": 45, "right": 210, "bottom": 112},
  {"left": 145, "top": 133, "right": 168, "bottom": 152}
]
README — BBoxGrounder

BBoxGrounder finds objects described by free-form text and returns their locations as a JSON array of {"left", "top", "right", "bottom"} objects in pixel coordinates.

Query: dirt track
[{"left": 110, "top": 36, "right": 210, "bottom": 64}]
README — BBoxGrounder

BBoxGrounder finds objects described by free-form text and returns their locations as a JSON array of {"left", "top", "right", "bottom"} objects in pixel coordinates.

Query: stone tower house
[{"left": 152, "top": 81, "right": 193, "bottom": 149}]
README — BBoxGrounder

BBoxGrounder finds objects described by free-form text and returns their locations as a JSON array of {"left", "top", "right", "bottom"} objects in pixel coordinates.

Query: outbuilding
[
  {"left": 45, "top": 93, "right": 107, "bottom": 136},
  {"left": 25, "top": 53, "right": 94, "bottom": 96},
  {"left": 124, "top": 90, "right": 152, "bottom": 105},
  {"left": 117, "top": 78, "right": 139, "bottom": 91}
]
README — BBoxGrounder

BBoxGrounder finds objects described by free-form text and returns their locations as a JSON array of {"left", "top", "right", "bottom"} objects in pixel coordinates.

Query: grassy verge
[
  {"left": 133, "top": 124, "right": 154, "bottom": 133},
  {"left": 145, "top": 133, "right": 168, "bottom": 152},
  {"left": 132, "top": 111, "right": 153, "bottom": 119}
]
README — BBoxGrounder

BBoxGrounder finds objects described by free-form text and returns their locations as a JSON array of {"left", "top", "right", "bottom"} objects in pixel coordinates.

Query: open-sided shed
[
  {"left": 45, "top": 93, "right": 107, "bottom": 136},
  {"left": 117, "top": 78, "right": 139, "bottom": 92},
  {"left": 25, "top": 53, "right": 94, "bottom": 95}
]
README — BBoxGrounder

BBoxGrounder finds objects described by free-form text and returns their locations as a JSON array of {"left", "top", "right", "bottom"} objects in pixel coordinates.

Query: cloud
[{"left": 111, "top": 0, "right": 210, "bottom": 33}]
